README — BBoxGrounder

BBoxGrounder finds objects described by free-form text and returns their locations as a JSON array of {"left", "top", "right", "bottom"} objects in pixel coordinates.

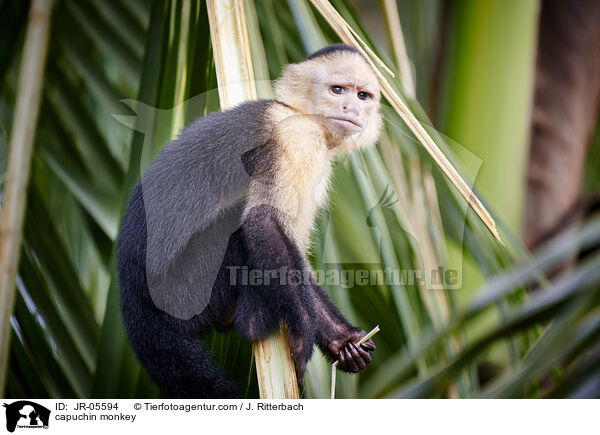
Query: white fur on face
[
  {"left": 246, "top": 51, "right": 383, "bottom": 251},
  {"left": 273, "top": 51, "right": 382, "bottom": 153}
]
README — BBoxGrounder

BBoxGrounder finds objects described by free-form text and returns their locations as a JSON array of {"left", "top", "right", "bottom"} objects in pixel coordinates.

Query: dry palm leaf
[{"left": 310, "top": 0, "right": 501, "bottom": 243}]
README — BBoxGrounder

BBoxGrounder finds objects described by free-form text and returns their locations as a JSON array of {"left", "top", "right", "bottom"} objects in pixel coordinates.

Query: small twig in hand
[{"left": 331, "top": 325, "right": 380, "bottom": 399}]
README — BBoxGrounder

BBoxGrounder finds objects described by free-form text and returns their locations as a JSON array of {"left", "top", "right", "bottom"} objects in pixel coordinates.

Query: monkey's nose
[{"left": 342, "top": 102, "right": 360, "bottom": 116}]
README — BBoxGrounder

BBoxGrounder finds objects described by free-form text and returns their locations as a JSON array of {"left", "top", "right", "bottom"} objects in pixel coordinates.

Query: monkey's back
[{"left": 127, "top": 99, "right": 276, "bottom": 320}]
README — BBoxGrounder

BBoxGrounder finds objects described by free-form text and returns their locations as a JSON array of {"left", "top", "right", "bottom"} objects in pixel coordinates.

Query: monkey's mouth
[{"left": 328, "top": 117, "right": 364, "bottom": 134}]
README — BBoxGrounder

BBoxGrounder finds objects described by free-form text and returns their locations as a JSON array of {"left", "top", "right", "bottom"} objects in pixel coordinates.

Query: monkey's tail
[
  {"left": 117, "top": 183, "right": 240, "bottom": 399},
  {"left": 120, "top": 307, "right": 240, "bottom": 399}
]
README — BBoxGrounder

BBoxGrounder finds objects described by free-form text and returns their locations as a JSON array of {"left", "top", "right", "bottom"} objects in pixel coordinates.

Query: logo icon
[{"left": 3, "top": 401, "right": 50, "bottom": 432}]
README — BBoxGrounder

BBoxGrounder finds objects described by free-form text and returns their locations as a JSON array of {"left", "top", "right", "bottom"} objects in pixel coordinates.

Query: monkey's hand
[
  {"left": 311, "top": 286, "right": 376, "bottom": 372},
  {"left": 325, "top": 328, "right": 376, "bottom": 373}
]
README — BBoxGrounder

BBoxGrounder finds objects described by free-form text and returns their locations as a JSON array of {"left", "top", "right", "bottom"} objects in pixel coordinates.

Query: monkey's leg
[
  {"left": 201, "top": 227, "right": 247, "bottom": 330},
  {"left": 235, "top": 204, "right": 317, "bottom": 382},
  {"left": 310, "top": 284, "right": 376, "bottom": 373}
]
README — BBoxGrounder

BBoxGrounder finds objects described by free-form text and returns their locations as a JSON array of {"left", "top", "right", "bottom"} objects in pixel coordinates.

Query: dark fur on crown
[{"left": 304, "top": 43, "right": 366, "bottom": 62}]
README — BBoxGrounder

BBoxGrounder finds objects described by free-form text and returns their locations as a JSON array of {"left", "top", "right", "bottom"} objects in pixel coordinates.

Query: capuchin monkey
[{"left": 117, "top": 44, "right": 381, "bottom": 398}]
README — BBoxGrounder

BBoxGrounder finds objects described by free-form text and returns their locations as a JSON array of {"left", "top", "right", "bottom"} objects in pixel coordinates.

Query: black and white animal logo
[{"left": 3, "top": 401, "right": 50, "bottom": 432}]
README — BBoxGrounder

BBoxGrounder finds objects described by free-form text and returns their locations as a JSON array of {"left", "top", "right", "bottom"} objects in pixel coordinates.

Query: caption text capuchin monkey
[{"left": 117, "top": 44, "right": 382, "bottom": 398}]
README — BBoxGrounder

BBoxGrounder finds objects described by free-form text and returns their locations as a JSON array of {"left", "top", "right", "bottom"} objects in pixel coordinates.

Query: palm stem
[
  {"left": 0, "top": 0, "right": 55, "bottom": 395},
  {"left": 206, "top": 0, "right": 299, "bottom": 399}
]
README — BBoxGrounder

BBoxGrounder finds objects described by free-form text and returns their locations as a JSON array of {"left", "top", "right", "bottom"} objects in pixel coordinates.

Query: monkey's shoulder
[
  {"left": 217, "top": 99, "right": 326, "bottom": 142},
  {"left": 177, "top": 99, "right": 275, "bottom": 144},
  {"left": 168, "top": 99, "right": 327, "bottom": 155}
]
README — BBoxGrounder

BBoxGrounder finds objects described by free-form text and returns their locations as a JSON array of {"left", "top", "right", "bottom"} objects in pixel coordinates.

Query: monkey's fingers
[
  {"left": 337, "top": 347, "right": 353, "bottom": 372},
  {"left": 360, "top": 339, "right": 376, "bottom": 352},
  {"left": 347, "top": 342, "right": 367, "bottom": 370},
  {"left": 352, "top": 342, "right": 372, "bottom": 365},
  {"left": 342, "top": 347, "right": 360, "bottom": 372},
  {"left": 338, "top": 347, "right": 346, "bottom": 368}
]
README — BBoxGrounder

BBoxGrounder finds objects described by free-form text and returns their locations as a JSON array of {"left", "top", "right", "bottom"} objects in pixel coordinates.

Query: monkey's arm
[
  {"left": 311, "top": 284, "right": 375, "bottom": 373},
  {"left": 234, "top": 204, "right": 317, "bottom": 382},
  {"left": 236, "top": 204, "right": 374, "bottom": 377}
]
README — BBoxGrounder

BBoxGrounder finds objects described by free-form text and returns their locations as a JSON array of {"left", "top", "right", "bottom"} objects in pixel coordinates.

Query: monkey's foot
[{"left": 287, "top": 328, "right": 316, "bottom": 385}]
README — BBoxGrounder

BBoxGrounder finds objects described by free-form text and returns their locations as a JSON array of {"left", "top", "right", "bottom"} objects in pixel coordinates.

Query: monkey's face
[
  {"left": 274, "top": 50, "right": 383, "bottom": 152},
  {"left": 310, "top": 57, "right": 381, "bottom": 140}
]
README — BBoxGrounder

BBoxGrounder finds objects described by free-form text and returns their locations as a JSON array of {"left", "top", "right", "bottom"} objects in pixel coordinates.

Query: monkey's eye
[
  {"left": 357, "top": 91, "right": 371, "bottom": 101},
  {"left": 330, "top": 86, "right": 345, "bottom": 95}
]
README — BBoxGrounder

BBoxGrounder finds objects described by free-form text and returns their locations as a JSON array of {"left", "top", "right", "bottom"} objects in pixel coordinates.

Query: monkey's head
[{"left": 274, "top": 44, "right": 382, "bottom": 153}]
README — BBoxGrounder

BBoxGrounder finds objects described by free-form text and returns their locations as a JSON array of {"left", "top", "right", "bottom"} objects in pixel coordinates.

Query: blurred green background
[{"left": 1, "top": 0, "right": 599, "bottom": 399}]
